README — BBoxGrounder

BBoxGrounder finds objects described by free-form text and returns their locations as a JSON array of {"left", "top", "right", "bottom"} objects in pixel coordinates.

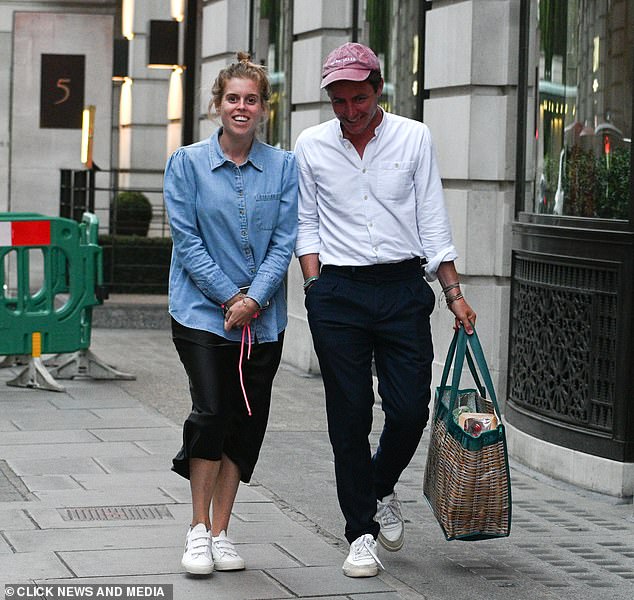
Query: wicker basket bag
[{"left": 423, "top": 326, "right": 512, "bottom": 541}]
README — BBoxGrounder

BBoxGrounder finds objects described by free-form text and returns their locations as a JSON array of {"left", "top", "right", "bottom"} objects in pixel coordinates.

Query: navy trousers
[{"left": 305, "top": 259, "right": 435, "bottom": 543}]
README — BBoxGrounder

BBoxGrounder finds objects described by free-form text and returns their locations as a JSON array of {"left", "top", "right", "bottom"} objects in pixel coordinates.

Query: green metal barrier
[
  {"left": 0, "top": 212, "right": 133, "bottom": 390},
  {"left": 0, "top": 212, "right": 101, "bottom": 354}
]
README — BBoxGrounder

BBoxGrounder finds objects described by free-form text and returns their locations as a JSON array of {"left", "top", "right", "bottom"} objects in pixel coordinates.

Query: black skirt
[{"left": 171, "top": 318, "right": 284, "bottom": 483}]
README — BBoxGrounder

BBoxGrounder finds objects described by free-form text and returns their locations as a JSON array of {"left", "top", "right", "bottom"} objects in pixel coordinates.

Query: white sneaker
[
  {"left": 211, "top": 530, "right": 245, "bottom": 571},
  {"left": 376, "top": 492, "right": 404, "bottom": 551},
  {"left": 342, "top": 534, "right": 384, "bottom": 578},
  {"left": 181, "top": 523, "right": 213, "bottom": 575}
]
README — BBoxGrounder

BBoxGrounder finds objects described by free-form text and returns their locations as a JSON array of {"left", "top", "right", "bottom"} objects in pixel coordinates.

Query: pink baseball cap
[{"left": 320, "top": 42, "right": 381, "bottom": 89}]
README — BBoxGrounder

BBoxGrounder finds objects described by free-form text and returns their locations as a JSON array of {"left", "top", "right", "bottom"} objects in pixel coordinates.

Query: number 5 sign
[{"left": 40, "top": 54, "right": 85, "bottom": 129}]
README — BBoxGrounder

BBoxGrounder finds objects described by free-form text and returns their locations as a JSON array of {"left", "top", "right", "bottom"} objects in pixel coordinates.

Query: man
[{"left": 294, "top": 42, "right": 476, "bottom": 578}]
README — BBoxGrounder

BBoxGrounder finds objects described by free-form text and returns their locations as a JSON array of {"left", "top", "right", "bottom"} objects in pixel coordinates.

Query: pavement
[{"left": 1, "top": 297, "right": 634, "bottom": 600}]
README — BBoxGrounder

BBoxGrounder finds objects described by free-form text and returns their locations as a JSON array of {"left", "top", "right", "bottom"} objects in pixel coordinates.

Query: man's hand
[{"left": 448, "top": 297, "right": 476, "bottom": 334}]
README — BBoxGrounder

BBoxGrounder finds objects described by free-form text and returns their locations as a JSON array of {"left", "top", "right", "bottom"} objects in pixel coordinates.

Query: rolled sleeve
[
  {"left": 424, "top": 245, "right": 458, "bottom": 280},
  {"left": 415, "top": 126, "right": 458, "bottom": 281}
]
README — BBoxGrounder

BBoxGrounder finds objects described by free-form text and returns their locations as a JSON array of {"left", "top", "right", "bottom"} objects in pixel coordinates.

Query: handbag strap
[
  {"left": 448, "top": 326, "right": 500, "bottom": 417},
  {"left": 439, "top": 329, "right": 486, "bottom": 398},
  {"left": 465, "top": 347, "right": 486, "bottom": 397},
  {"left": 439, "top": 327, "right": 459, "bottom": 391}
]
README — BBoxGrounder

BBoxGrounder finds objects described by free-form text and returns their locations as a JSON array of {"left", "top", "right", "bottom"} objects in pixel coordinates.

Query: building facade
[{"left": 1, "top": 0, "right": 632, "bottom": 497}]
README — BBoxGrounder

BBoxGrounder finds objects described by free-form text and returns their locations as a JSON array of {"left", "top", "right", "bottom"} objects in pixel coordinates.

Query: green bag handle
[
  {"left": 438, "top": 327, "right": 486, "bottom": 399},
  {"left": 465, "top": 347, "right": 485, "bottom": 398},
  {"left": 441, "top": 325, "right": 501, "bottom": 418}
]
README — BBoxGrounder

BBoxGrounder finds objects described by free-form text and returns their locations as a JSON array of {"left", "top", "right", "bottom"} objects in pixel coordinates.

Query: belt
[{"left": 321, "top": 258, "right": 423, "bottom": 281}]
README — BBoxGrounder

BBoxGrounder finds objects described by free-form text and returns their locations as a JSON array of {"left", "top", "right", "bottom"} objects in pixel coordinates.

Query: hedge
[{"left": 99, "top": 235, "right": 172, "bottom": 294}]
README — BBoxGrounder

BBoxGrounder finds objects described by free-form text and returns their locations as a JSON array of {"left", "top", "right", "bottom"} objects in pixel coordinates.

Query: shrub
[{"left": 113, "top": 191, "right": 153, "bottom": 236}]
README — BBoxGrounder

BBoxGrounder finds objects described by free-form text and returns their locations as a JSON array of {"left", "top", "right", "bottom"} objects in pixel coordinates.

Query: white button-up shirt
[{"left": 294, "top": 110, "right": 457, "bottom": 280}]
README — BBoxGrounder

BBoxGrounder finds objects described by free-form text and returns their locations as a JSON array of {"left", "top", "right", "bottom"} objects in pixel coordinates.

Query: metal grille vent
[
  {"left": 59, "top": 504, "right": 174, "bottom": 521},
  {"left": 509, "top": 256, "right": 618, "bottom": 432}
]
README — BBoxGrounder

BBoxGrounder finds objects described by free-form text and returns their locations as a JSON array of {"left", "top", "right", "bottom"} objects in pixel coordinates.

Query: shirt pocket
[
  {"left": 254, "top": 192, "right": 281, "bottom": 231},
  {"left": 377, "top": 161, "right": 415, "bottom": 201}
]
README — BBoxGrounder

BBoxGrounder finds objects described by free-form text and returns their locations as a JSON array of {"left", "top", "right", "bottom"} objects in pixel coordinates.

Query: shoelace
[
  {"left": 352, "top": 534, "right": 384, "bottom": 569},
  {"left": 378, "top": 496, "right": 402, "bottom": 525}
]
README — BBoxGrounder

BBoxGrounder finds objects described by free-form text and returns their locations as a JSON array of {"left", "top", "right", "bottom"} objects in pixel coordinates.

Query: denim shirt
[{"left": 164, "top": 131, "right": 298, "bottom": 343}]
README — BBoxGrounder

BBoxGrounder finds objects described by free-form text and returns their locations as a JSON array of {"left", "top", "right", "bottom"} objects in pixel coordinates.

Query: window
[
  {"left": 251, "top": 0, "right": 292, "bottom": 149},
  {"left": 359, "top": 0, "right": 423, "bottom": 120},
  {"left": 533, "top": 0, "right": 632, "bottom": 219}
]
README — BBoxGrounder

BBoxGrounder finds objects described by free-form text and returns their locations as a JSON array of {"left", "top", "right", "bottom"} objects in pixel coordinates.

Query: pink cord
[{"left": 239, "top": 323, "right": 253, "bottom": 416}]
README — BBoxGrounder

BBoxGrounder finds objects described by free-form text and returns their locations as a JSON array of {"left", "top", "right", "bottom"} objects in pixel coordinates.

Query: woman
[{"left": 163, "top": 52, "right": 298, "bottom": 575}]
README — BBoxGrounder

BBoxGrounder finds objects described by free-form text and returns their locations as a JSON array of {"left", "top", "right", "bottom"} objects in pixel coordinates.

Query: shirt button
[
  {"left": 362, "top": 168, "right": 366, "bottom": 173},
  {"left": 368, "top": 222, "right": 373, "bottom": 228},
  {"left": 394, "top": 163, "right": 399, "bottom": 168},
  {"left": 363, "top": 195, "right": 368, "bottom": 200},
  {"left": 241, "top": 230, "right": 246, "bottom": 236},
  {"left": 373, "top": 246, "right": 378, "bottom": 252}
]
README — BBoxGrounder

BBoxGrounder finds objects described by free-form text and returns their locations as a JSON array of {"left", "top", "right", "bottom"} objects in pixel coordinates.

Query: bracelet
[
  {"left": 303, "top": 276, "right": 319, "bottom": 290},
  {"left": 244, "top": 296, "right": 261, "bottom": 309},
  {"left": 442, "top": 282, "right": 461, "bottom": 295},
  {"left": 303, "top": 281, "right": 318, "bottom": 294},
  {"left": 445, "top": 292, "right": 464, "bottom": 306}
]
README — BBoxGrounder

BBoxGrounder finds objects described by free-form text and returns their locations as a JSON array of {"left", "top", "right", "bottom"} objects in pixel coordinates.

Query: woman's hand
[{"left": 223, "top": 294, "right": 260, "bottom": 331}]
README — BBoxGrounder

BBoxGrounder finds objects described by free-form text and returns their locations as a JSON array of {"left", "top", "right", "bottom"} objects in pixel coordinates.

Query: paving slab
[
  {"left": 0, "top": 419, "right": 20, "bottom": 432},
  {"left": 56, "top": 544, "right": 301, "bottom": 577},
  {"left": 11, "top": 412, "right": 173, "bottom": 430},
  {"left": 276, "top": 536, "right": 343, "bottom": 567},
  {"left": 0, "top": 430, "right": 99, "bottom": 445},
  {"left": 37, "top": 573, "right": 294, "bottom": 600},
  {"left": 25, "top": 489, "right": 176, "bottom": 516},
  {"left": 349, "top": 595, "right": 406, "bottom": 600},
  {"left": 0, "top": 551, "right": 72, "bottom": 584},
  {"left": 158, "top": 482, "right": 192, "bottom": 504},
  {"left": 268, "top": 565, "right": 393, "bottom": 597},
  {"left": 135, "top": 439, "right": 182, "bottom": 454},
  {"left": 88, "top": 427, "right": 180, "bottom": 442},
  {"left": 95, "top": 455, "right": 173, "bottom": 474},
  {"left": 0, "top": 507, "right": 37, "bottom": 530},
  {"left": 0, "top": 441, "right": 150, "bottom": 460},
  {"left": 6, "top": 523, "right": 185, "bottom": 552},
  {"left": 220, "top": 543, "right": 302, "bottom": 569},
  {"left": 88, "top": 407, "right": 173, "bottom": 421},
  {"left": 0, "top": 535, "right": 12, "bottom": 554},
  {"left": 0, "top": 399, "right": 60, "bottom": 410},
  {"left": 72, "top": 473, "right": 183, "bottom": 493},
  {"left": 20, "top": 475, "right": 84, "bottom": 492},
  {"left": 8, "top": 457, "right": 107, "bottom": 477},
  {"left": 47, "top": 393, "right": 140, "bottom": 409}
]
